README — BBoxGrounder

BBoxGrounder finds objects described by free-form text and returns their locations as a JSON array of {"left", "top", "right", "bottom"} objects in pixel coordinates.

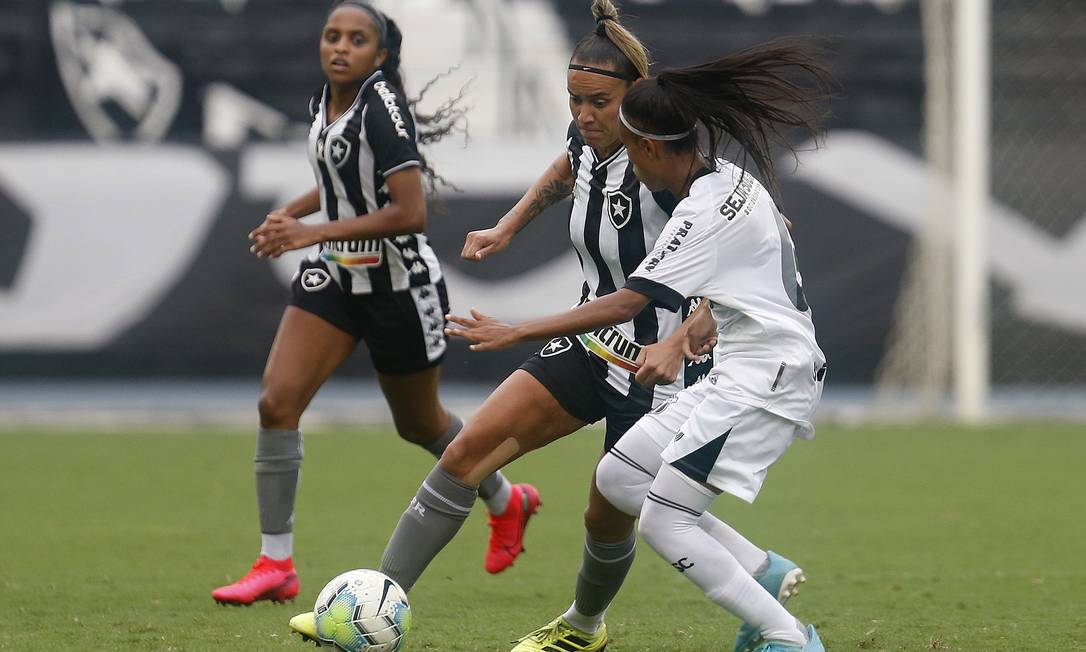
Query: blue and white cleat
[
  {"left": 734, "top": 551, "right": 807, "bottom": 652},
  {"left": 751, "top": 625, "right": 824, "bottom": 652}
]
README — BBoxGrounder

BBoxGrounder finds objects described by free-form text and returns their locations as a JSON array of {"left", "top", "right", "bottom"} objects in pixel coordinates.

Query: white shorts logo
[
  {"left": 540, "top": 337, "right": 571, "bottom": 357},
  {"left": 300, "top": 268, "right": 331, "bottom": 292}
]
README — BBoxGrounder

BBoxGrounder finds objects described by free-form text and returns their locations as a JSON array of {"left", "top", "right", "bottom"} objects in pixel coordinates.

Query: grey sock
[
  {"left": 420, "top": 413, "right": 511, "bottom": 513},
  {"left": 573, "top": 532, "right": 637, "bottom": 617},
  {"left": 379, "top": 464, "right": 477, "bottom": 592},
  {"left": 422, "top": 413, "right": 463, "bottom": 457},
  {"left": 254, "top": 428, "right": 303, "bottom": 535}
]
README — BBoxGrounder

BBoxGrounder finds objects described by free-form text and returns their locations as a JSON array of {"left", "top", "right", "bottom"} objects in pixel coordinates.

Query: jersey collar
[{"left": 320, "top": 69, "right": 385, "bottom": 132}]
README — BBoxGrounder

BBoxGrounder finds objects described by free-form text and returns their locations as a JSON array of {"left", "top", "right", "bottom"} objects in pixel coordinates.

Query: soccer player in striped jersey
[
  {"left": 286, "top": 3, "right": 786, "bottom": 652},
  {"left": 211, "top": 1, "right": 534, "bottom": 607},
  {"left": 447, "top": 41, "right": 833, "bottom": 652}
]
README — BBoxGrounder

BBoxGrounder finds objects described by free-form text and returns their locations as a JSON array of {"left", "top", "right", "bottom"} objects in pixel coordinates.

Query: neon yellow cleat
[
  {"left": 289, "top": 611, "right": 321, "bottom": 646},
  {"left": 510, "top": 617, "right": 608, "bottom": 652}
]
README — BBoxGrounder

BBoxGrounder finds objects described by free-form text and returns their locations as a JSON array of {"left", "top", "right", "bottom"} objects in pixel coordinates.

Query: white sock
[
  {"left": 639, "top": 465, "right": 805, "bottom": 647},
  {"left": 483, "top": 479, "right": 513, "bottom": 515},
  {"left": 561, "top": 602, "right": 603, "bottom": 634},
  {"left": 261, "top": 532, "right": 293, "bottom": 561},
  {"left": 698, "top": 512, "right": 769, "bottom": 575}
]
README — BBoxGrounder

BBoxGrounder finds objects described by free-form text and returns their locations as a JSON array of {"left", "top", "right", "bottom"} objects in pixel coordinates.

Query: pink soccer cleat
[
  {"left": 485, "top": 483, "right": 542, "bottom": 574},
  {"left": 212, "top": 555, "right": 299, "bottom": 606}
]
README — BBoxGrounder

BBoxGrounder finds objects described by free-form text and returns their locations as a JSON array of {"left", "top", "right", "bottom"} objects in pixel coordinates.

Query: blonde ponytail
[
  {"left": 571, "top": 0, "right": 650, "bottom": 81},
  {"left": 590, "top": 1, "right": 649, "bottom": 78}
]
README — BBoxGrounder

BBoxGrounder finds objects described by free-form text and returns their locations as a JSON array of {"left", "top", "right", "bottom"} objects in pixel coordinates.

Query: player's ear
[
  {"left": 375, "top": 47, "right": 388, "bottom": 68},
  {"left": 642, "top": 137, "right": 662, "bottom": 160}
]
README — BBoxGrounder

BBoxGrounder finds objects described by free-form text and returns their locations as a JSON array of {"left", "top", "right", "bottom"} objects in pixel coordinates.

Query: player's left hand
[
  {"left": 446, "top": 309, "right": 522, "bottom": 351},
  {"left": 249, "top": 213, "right": 320, "bottom": 258},
  {"left": 634, "top": 339, "right": 684, "bottom": 387}
]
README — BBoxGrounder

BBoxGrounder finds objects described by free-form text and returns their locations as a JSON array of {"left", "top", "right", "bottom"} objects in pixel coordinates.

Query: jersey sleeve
[
  {"left": 624, "top": 207, "right": 718, "bottom": 312},
  {"left": 364, "top": 82, "right": 421, "bottom": 177},
  {"left": 566, "top": 121, "right": 584, "bottom": 166}
]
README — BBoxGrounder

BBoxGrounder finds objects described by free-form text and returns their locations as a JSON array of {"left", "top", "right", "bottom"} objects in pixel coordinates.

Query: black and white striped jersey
[
  {"left": 565, "top": 122, "right": 711, "bottom": 400},
  {"left": 304, "top": 70, "right": 442, "bottom": 294}
]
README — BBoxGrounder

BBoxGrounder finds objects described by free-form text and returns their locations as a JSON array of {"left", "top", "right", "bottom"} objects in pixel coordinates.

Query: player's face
[
  {"left": 567, "top": 66, "right": 630, "bottom": 153},
  {"left": 620, "top": 125, "right": 666, "bottom": 191},
  {"left": 320, "top": 6, "right": 387, "bottom": 85}
]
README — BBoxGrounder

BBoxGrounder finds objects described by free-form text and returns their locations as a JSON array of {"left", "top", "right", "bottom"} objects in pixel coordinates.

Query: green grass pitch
[{"left": 2, "top": 423, "right": 1084, "bottom": 651}]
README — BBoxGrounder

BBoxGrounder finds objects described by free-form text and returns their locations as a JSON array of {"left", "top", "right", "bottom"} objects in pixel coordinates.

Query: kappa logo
[
  {"left": 327, "top": 135, "right": 351, "bottom": 168},
  {"left": 540, "top": 337, "right": 572, "bottom": 357},
  {"left": 606, "top": 190, "right": 633, "bottom": 230},
  {"left": 300, "top": 268, "right": 331, "bottom": 292}
]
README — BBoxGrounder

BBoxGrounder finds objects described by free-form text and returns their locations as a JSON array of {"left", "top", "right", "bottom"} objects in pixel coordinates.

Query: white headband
[{"left": 618, "top": 107, "right": 693, "bottom": 141}]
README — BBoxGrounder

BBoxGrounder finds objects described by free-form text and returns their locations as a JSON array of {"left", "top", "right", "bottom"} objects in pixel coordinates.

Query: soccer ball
[{"left": 313, "top": 569, "right": 411, "bottom": 652}]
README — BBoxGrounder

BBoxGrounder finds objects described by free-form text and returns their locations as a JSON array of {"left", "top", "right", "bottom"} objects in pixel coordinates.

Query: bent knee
[
  {"left": 583, "top": 496, "right": 635, "bottom": 540},
  {"left": 258, "top": 389, "right": 305, "bottom": 429},
  {"left": 437, "top": 434, "right": 477, "bottom": 481},
  {"left": 595, "top": 454, "right": 650, "bottom": 518},
  {"left": 439, "top": 426, "right": 519, "bottom": 484},
  {"left": 394, "top": 417, "right": 447, "bottom": 447},
  {"left": 636, "top": 501, "right": 671, "bottom": 550}
]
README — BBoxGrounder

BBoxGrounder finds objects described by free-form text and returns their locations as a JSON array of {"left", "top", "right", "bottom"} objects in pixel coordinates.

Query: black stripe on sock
[
  {"left": 608, "top": 448, "right": 654, "bottom": 478},
  {"left": 646, "top": 491, "right": 703, "bottom": 519}
]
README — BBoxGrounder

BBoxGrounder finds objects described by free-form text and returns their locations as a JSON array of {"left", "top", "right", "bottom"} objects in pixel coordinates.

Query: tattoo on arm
[{"left": 525, "top": 177, "right": 573, "bottom": 222}]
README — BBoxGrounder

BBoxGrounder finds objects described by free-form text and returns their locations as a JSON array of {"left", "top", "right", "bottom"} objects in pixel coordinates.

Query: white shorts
[{"left": 630, "top": 378, "right": 812, "bottom": 503}]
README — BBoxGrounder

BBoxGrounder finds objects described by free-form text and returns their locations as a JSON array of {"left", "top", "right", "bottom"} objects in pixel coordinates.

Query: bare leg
[{"left": 256, "top": 307, "right": 356, "bottom": 557}]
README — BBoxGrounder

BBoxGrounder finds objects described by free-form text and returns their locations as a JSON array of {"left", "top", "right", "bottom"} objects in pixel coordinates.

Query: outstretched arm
[
  {"left": 461, "top": 153, "right": 574, "bottom": 260},
  {"left": 447, "top": 288, "right": 650, "bottom": 351}
]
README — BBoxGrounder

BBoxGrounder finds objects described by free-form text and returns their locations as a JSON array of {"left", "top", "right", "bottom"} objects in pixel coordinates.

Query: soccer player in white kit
[{"left": 448, "top": 41, "right": 832, "bottom": 652}]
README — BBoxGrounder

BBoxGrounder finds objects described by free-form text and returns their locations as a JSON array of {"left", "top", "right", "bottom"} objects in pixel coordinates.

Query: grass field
[{"left": 2, "top": 423, "right": 1084, "bottom": 651}]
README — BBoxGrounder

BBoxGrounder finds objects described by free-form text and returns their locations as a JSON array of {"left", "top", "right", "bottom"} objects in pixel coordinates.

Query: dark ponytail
[
  {"left": 621, "top": 38, "right": 833, "bottom": 197},
  {"left": 330, "top": 1, "right": 467, "bottom": 191},
  {"left": 379, "top": 16, "right": 405, "bottom": 91}
]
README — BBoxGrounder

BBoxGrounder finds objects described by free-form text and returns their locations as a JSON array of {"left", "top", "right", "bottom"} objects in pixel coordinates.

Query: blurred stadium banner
[{"left": 0, "top": 0, "right": 1083, "bottom": 419}]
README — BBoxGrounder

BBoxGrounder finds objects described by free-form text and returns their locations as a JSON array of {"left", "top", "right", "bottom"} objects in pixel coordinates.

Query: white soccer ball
[{"left": 313, "top": 569, "right": 411, "bottom": 652}]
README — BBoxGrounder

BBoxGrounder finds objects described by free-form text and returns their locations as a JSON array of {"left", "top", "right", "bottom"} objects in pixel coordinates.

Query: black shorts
[
  {"left": 289, "top": 260, "right": 449, "bottom": 375},
  {"left": 519, "top": 337, "right": 655, "bottom": 452}
]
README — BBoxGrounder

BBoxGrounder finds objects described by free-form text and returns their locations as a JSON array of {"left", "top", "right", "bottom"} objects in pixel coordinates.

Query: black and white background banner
[{"left": 2, "top": 0, "right": 1083, "bottom": 386}]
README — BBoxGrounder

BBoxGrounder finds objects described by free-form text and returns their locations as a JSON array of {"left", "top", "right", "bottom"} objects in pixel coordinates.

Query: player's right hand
[{"left": 462, "top": 225, "right": 512, "bottom": 261}]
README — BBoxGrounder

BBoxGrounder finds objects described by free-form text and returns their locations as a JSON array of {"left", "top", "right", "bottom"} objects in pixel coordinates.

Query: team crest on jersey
[
  {"left": 540, "top": 337, "right": 572, "bottom": 357},
  {"left": 605, "top": 190, "right": 633, "bottom": 230},
  {"left": 300, "top": 268, "right": 331, "bottom": 292},
  {"left": 327, "top": 135, "right": 352, "bottom": 168}
]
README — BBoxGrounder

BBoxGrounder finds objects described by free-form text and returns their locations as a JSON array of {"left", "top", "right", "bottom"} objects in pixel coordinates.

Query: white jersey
[
  {"left": 626, "top": 163, "right": 825, "bottom": 425},
  {"left": 304, "top": 70, "right": 443, "bottom": 294},
  {"left": 565, "top": 122, "right": 711, "bottom": 401}
]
